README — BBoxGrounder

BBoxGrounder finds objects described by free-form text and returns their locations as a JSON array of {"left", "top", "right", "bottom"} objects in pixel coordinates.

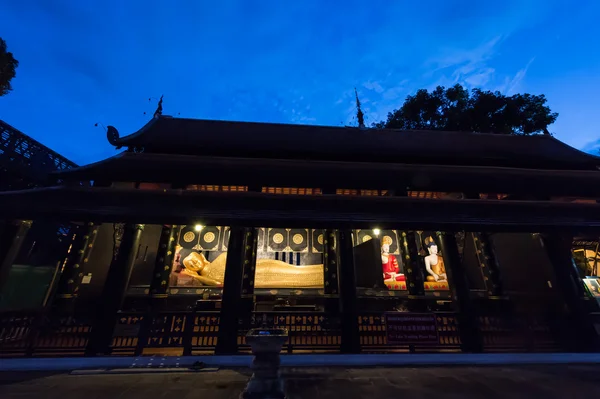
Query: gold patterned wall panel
[
  {"left": 197, "top": 226, "right": 221, "bottom": 251},
  {"left": 267, "top": 228, "right": 290, "bottom": 252},
  {"left": 265, "top": 228, "right": 312, "bottom": 253},
  {"left": 312, "top": 229, "right": 325, "bottom": 253},
  {"left": 178, "top": 225, "right": 224, "bottom": 251},
  {"left": 289, "top": 229, "right": 309, "bottom": 253},
  {"left": 259, "top": 228, "right": 333, "bottom": 253},
  {"left": 178, "top": 225, "right": 200, "bottom": 250}
]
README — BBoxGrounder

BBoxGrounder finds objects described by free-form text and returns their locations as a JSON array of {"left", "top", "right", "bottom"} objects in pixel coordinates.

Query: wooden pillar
[
  {"left": 134, "top": 225, "right": 181, "bottom": 355},
  {"left": 438, "top": 231, "right": 482, "bottom": 352},
  {"left": 149, "top": 225, "right": 180, "bottom": 298},
  {"left": 323, "top": 229, "right": 339, "bottom": 295},
  {"left": 472, "top": 232, "right": 502, "bottom": 296},
  {"left": 0, "top": 220, "right": 32, "bottom": 297},
  {"left": 215, "top": 226, "right": 250, "bottom": 354},
  {"left": 53, "top": 223, "right": 99, "bottom": 308},
  {"left": 238, "top": 227, "right": 259, "bottom": 341},
  {"left": 541, "top": 234, "right": 598, "bottom": 352},
  {"left": 338, "top": 229, "right": 360, "bottom": 353},
  {"left": 86, "top": 224, "right": 145, "bottom": 356},
  {"left": 240, "top": 228, "right": 259, "bottom": 297},
  {"left": 323, "top": 229, "right": 340, "bottom": 332},
  {"left": 402, "top": 231, "right": 425, "bottom": 297}
]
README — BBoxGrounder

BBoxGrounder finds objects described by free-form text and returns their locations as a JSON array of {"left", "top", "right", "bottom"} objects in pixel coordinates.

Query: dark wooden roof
[
  {"left": 106, "top": 116, "right": 600, "bottom": 170},
  {"left": 54, "top": 152, "right": 600, "bottom": 198},
  {"left": 1, "top": 186, "right": 600, "bottom": 233}
]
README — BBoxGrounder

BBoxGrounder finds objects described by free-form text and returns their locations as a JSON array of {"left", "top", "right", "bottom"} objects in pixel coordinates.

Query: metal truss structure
[{"left": 0, "top": 120, "right": 77, "bottom": 191}]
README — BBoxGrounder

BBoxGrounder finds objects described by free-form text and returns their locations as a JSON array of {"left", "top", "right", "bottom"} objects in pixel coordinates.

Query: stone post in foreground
[{"left": 240, "top": 327, "right": 289, "bottom": 399}]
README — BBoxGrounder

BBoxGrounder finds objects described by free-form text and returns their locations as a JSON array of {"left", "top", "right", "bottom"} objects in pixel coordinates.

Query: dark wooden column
[
  {"left": 215, "top": 226, "right": 250, "bottom": 354},
  {"left": 438, "top": 231, "right": 482, "bottom": 353},
  {"left": 0, "top": 220, "right": 32, "bottom": 297},
  {"left": 338, "top": 229, "right": 360, "bottom": 353},
  {"left": 240, "top": 228, "right": 259, "bottom": 297},
  {"left": 149, "top": 225, "right": 180, "bottom": 298},
  {"left": 322, "top": 229, "right": 340, "bottom": 335},
  {"left": 238, "top": 227, "right": 258, "bottom": 346},
  {"left": 402, "top": 231, "right": 425, "bottom": 296},
  {"left": 472, "top": 232, "right": 503, "bottom": 296},
  {"left": 134, "top": 225, "right": 181, "bottom": 354},
  {"left": 53, "top": 223, "right": 99, "bottom": 309},
  {"left": 541, "top": 234, "right": 598, "bottom": 352},
  {"left": 323, "top": 229, "right": 340, "bottom": 295},
  {"left": 85, "top": 224, "right": 145, "bottom": 356}
]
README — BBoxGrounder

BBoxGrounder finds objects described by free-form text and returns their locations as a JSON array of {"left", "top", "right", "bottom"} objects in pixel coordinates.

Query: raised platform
[{"left": 2, "top": 353, "right": 600, "bottom": 372}]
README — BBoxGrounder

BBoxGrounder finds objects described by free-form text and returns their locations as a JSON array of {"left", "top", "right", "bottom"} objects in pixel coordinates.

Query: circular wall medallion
[
  {"left": 204, "top": 232, "right": 216, "bottom": 243},
  {"left": 362, "top": 235, "right": 372, "bottom": 243},
  {"left": 183, "top": 232, "right": 196, "bottom": 243},
  {"left": 292, "top": 234, "right": 304, "bottom": 245},
  {"left": 317, "top": 234, "right": 324, "bottom": 245},
  {"left": 273, "top": 233, "right": 284, "bottom": 244}
]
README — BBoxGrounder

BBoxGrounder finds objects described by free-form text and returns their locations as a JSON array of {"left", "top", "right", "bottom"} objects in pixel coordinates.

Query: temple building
[{"left": 1, "top": 115, "right": 600, "bottom": 357}]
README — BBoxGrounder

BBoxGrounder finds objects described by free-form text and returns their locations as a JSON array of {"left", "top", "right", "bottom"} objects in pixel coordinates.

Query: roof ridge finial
[
  {"left": 153, "top": 95, "right": 164, "bottom": 118},
  {"left": 355, "top": 88, "right": 365, "bottom": 129}
]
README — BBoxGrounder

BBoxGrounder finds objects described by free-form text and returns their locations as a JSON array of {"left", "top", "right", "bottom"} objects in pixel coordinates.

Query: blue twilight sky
[{"left": 1, "top": 0, "right": 600, "bottom": 165}]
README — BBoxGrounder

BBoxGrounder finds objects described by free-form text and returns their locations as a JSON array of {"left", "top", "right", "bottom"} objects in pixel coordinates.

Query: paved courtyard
[{"left": 1, "top": 365, "right": 600, "bottom": 398}]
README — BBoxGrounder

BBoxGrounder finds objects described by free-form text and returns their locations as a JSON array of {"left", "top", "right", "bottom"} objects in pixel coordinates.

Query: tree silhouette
[
  {"left": 0, "top": 38, "right": 19, "bottom": 97},
  {"left": 374, "top": 84, "right": 558, "bottom": 135}
]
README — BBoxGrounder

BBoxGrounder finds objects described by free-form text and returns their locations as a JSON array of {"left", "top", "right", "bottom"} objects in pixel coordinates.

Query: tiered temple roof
[
  {"left": 0, "top": 116, "right": 599, "bottom": 231},
  {"left": 102, "top": 116, "right": 599, "bottom": 170},
  {"left": 49, "top": 116, "right": 600, "bottom": 198}
]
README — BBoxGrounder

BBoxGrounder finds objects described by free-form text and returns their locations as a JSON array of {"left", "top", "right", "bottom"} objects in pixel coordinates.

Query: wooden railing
[
  {"left": 0, "top": 309, "right": 569, "bottom": 357},
  {"left": 0, "top": 312, "right": 35, "bottom": 357},
  {"left": 238, "top": 311, "right": 342, "bottom": 353},
  {"left": 0, "top": 311, "right": 92, "bottom": 357},
  {"left": 479, "top": 314, "right": 561, "bottom": 352},
  {"left": 110, "top": 311, "right": 220, "bottom": 356},
  {"left": 1, "top": 310, "right": 220, "bottom": 357}
]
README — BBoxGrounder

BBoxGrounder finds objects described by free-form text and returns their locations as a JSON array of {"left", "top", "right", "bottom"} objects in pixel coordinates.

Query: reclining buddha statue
[{"left": 181, "top": 252, "right": 324, "bottom": 288}]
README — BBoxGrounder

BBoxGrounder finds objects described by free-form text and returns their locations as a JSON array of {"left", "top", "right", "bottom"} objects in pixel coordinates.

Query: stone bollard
[{"left": 240, "top": 328, "right": 289, "bottom": 399}]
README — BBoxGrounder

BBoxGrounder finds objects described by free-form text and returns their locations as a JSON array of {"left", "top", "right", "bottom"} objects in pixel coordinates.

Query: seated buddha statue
[
  {"left": 423, "top": 236, "right": 447, "bottom": 282},
  {"left": 182, "top": 252, "right": 324, "bottom": 288},
  {"left": 381, "top": 236, "right": 405, "bottom": 282}
]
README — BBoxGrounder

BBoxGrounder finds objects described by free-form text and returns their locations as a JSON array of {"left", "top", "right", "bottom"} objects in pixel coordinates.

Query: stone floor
[{"left": 1, "top": 365, "right": 599, "bottom": 398}]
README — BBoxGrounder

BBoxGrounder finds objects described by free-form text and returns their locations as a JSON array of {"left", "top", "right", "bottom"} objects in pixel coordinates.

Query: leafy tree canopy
[
  {"left": 374, "top": 84, "right": 558, "bottom": 135},
  {"left": 0, "top": 38, "right": 19, "bottom": 97}
]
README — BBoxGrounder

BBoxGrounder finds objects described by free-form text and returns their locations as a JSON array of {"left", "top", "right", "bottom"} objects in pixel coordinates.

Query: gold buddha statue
[{"left": 182, "top": 252, "right": 324, "bottom": 288}]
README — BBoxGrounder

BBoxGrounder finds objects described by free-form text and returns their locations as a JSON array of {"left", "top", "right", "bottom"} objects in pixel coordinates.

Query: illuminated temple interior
[{"left": 1, "top": 116, "right": 600, "bottom": 357}]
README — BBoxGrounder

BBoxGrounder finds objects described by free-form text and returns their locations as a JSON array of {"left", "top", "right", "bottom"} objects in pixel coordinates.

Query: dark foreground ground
[{"left": 1, "top": 365, "right": 599, "bottom": 398}]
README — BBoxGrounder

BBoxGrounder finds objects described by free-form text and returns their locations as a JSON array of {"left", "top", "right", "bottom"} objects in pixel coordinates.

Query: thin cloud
[
  {"left": 424, "top": 36, "right": 505, "bottom": 90},
  {"left": 362, "top": 81, "right": 385, "bottom": 93},
  {"left": 464, "top": 67, "right": 496, "bottom": 87},
  {"left": 428, "top": 36, "right": 504, "bottom": 72},
  {"left": 504, "top": 57, "right": 536, "bottom": 94}
]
